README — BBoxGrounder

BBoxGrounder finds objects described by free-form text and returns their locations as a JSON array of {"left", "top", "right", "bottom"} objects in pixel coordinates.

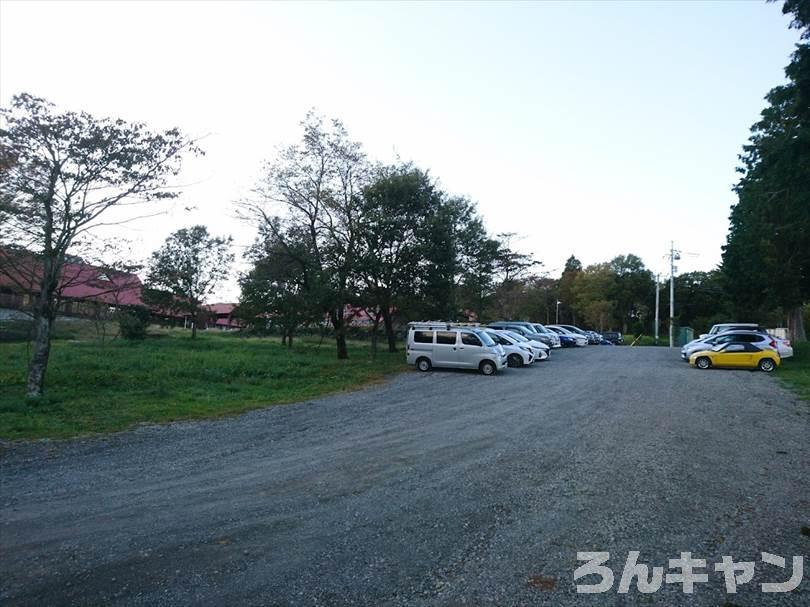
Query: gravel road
[{"left": 1, "top": 347, "right": 808, "bottom": 606}]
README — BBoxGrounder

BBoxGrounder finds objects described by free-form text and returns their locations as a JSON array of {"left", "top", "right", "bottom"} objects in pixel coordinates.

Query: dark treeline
[{"left": 721, "top": 0, "right": 810, "bottom": 342}]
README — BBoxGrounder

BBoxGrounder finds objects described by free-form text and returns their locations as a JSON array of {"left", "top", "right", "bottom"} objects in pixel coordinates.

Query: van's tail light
[
  {"left": 784, "top": 339, "right": 791, "bottom": 347},
  {"left": 769, "top": 338, "right": 777, "bottom": 349}
]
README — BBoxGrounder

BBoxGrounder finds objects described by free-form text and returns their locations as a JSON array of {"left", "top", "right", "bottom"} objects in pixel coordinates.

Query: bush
[{"left": 117, "top": 306, "right": 151, "bottom": 340}]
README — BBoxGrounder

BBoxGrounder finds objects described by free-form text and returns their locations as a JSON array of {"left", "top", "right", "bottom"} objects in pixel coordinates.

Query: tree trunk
[
  {"left": 287, "top": 329, "right": 294, "bottom": 348},
  {"left": 381, "top": 306, "right": 397, "bottom": 353},
  {"left": 27, "top": 308, "right": 54, "bottom": 398},
  {"left": 330, "top": 309, "right": 349, "bottom": 359},
  {"left": 26, "top": 267, "right": 58, "bottom": 398},
  {"left": 191, "top": 310, "right": 198, "bottom": 339},
  {"left": 371, "top": 315, "right": 380, "bottom": 360},
  {"left": 787, "top": 305, "right": 806, "bottom": 342},
  {"left": 281, "top": 333, "right": 287, "bottom": 346}
]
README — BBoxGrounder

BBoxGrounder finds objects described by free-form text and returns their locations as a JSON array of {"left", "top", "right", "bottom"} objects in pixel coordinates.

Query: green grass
[
  {"left": 0, "top": 329, "right": 407, "bottom": 440},
  {"left": 778, "top": 341, "right": 810, "bottom": 401}
]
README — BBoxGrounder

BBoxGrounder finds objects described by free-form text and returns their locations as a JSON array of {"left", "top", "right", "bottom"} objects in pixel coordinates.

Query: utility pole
[
  {"left": 556, "top": 300, "right": 561, "bottom": 324},
  {"left": 668, "top": 241, "right": 679, "bottom": 348},
  {"left": 654, "top": 273, "right": 660, "bottom": 345}
]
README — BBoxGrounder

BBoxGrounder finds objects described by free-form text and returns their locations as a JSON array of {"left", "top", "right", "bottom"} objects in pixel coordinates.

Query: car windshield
[
  {"left": 476, "top": 331, "right": 496, "bottom": 347},
  {"left": 497, "top": 332, "right": 516, "bottom": 345},
  {"left": 487, "top": 331, "right": 510, "bottom": 345},
  {"left": 505, "top": 331, "right": 528, "bottom": 343}
]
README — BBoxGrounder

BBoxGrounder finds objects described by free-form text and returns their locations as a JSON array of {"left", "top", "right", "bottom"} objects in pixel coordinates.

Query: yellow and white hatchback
[{"left": 689, "top": 342, "right": 780, "bottom": 372}]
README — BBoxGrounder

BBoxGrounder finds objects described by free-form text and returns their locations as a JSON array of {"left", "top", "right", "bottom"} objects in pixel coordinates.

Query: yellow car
[{"left": 689, "top": 342, "right": 780, "bottom": 372}]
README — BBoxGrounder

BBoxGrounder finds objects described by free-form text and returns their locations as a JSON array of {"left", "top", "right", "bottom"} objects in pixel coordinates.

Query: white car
[
  {"left": 501, "top": 330, "right": 549, "bottom": 361},
  {"left": 699, "top": 323, "right": 762, "bottom": 339},
  {"left": 529, "top": 323, "right": 562, "bottom": 348},
  {"left": 680, "top": 330, "right": 791, "bottom": 360},
  {"left": 483, "top": 329, "right": 536, "bottom": 367},
  {"left": 546, "top": 325, "right": 588, "bottom": 347}
]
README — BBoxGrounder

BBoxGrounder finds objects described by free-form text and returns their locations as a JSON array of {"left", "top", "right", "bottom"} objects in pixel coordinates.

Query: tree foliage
[
  {"left": 0, "top": 93, "right": 199, "bottom": 396},
  {"left": 723, "top": 0, "right": 810, "bottom": 340},
  {"left": 241, "top": 112, "right": 367, "bottom": 359},
  {"left": 145, "top": 225, "right": 233, "bottom": 339}
]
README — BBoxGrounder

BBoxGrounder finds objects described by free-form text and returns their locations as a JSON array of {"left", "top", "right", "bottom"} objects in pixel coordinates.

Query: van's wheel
[
  {"left": 479, "top": 360, "right": 497, "bottom": 376},
  {"left": 507, "top": 353, "right": 523, "bottom": 368},
  {"left": 416, "top": 357, "right": 432, "bottom": 372},
  {"left": 695, "top": 356, "right": 711, "bottom": 370},
  {"left": 758, "top": 358, "right": 776, "bottom": 372}
]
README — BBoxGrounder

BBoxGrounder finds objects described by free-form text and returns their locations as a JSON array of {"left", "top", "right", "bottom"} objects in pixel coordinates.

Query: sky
[{"left": 0, "top": 0, "right": 801, "bottom": 300}]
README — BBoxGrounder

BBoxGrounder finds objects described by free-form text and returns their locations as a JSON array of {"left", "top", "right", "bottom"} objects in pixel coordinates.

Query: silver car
[
  {"left": 407, "top": 323, "right": 507, "bottom": 375},
  {"left": 680, "top": 330, "right": 779, "bottom": 361}
]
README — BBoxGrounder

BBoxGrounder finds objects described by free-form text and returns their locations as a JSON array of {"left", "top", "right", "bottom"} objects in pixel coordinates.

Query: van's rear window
[{"left": 413, "top": 331, "right": 433, "bottom": 344}]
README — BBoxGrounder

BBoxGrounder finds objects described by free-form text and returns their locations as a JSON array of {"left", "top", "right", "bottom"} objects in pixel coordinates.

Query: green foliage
[
  {"left": 722, "top": 0, "right": 810, "bottom": 340},
  {"left": 0, "top": 93, "right": 200, "bottom": 396},
  {"left": 238, "top": 222, "right": 319, "bottom": 339},
  {"left": 673, "top": 271, "right": 731, "bottom": 334},
  {"left": 561, "top": 255, "right": 654, "bottom": 332},
  {"left": 357, "top": 164, "right": 443, "bottom": 324},
  {"left": 117, "top": 306, "right": 151, "bottom": 341},
  {"left": 145, "top": 225, "right": 233, "bottom": 337},
  {"left": 0, "top": 331, "right": 406, "bottom": 439}
]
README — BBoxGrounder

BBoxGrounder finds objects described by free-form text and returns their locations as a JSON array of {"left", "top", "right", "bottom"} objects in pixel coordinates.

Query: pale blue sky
[{"left": 0, "top": 1, "right": 800, "bottom": 296}]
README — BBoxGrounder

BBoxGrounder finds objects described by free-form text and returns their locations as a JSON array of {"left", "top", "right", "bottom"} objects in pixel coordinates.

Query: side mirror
[{"left": 699, "top": 333, "right": 708, "bottom": 339}]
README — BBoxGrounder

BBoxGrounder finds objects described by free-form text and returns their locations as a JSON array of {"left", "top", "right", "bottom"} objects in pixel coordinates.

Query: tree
[
  {"left": 572, "top": 263, "right": 616, "bottom": 331},
  {"left": 557, "top": 255, "right": 582, "bottom": 323},
  {"left": 357, "top": 164, "right": 442, "bottom": 351},
  {"left": 0, "top": 94, "right": 199, "bottom": 397},
  {"left": 238, "top": 222, "right": 319, "bottom": 347},
  {"left": 608, "top": 254, "right": 654, "bottom": 334},
  {"left": 723, "top": 0, "right": 810, "bottom": 341},
  {"left": 145, "top": 226, "right": 233, "bottom": 338},
  {"left": 242, "top": 112, "right": 368, "bottom": 359},
  {"left": 673, "top": 270, "right": 731, "bottom": 334}
]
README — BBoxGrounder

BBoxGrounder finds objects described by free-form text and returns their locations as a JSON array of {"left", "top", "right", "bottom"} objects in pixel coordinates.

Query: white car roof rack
[{"left": 407, "top": 321, "right": 481, "bottom": 329}]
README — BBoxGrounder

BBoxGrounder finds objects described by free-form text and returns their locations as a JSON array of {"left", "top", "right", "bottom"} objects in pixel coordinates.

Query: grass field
[
  {"left": 0, "top": 328, "right": 407, "bottom": 440},
  {"left": 778, "top": 341, "right": 810, "bottom": 401}
]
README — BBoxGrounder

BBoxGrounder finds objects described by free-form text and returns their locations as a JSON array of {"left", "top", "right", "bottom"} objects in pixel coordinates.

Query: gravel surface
[{"left": 1, "top": 347, "right": 808, "bottom": 606}]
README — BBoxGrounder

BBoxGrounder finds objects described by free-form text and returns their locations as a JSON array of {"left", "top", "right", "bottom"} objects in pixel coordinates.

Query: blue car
[{"left": 556, "top": 333, "right": 577, "bottom": 347}]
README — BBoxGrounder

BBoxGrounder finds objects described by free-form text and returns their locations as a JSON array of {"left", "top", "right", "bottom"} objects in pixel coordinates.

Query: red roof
[
  {"left": 59, "top": 263, "right": 144, "bottom": 306},
  {"left": 205, "top": 302, "right": 237, "bottom": 315},
  {"left": 0, "top": 249, "right": 144, "bottom": 307}
]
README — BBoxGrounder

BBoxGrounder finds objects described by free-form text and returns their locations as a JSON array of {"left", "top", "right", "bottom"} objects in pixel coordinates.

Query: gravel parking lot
[{"left": 1, "top": 347, "right": 808, "bottom": 606}]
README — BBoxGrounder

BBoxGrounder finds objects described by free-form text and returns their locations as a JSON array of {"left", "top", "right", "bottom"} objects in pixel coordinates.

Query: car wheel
[
  {"left": 507, "top": 353, "right": 523, "bottom": 368},
  {"left": 416, "top": 357, "right": 432, "bottom": 372},
  {"left": 479, "top": 360, "right": 496, "bottom": 376},
  {"left": 758, "top": 358, "right": 776, "bottom": 373},
  {"left": 696, "top": 356, "right": 711, "bottom": 370}
]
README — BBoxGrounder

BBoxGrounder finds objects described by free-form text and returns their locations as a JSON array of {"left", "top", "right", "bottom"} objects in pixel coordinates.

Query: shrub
[{"left": 118, "top": 306, "right": 151, "bottom": 340}]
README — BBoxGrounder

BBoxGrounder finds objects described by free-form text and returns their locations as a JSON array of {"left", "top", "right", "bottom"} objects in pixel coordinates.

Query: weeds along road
[{"left": 1, "top": 347, "right": 808, "bottom": 606}]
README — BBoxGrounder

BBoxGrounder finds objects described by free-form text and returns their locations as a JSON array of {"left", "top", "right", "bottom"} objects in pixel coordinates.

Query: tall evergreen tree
[{"left": 723, "top": 0, "right": 809, "bottom": 341}]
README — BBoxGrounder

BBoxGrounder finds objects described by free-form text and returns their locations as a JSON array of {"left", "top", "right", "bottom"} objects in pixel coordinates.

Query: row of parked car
[
  {"left": 405, "top": 320, "right": 622, "bottom": 375},
  {"left": 681, "top": 323, "right": 793, "bottom": 373}
]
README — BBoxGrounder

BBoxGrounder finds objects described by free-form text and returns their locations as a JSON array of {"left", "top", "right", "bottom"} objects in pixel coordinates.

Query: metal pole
[
  {"left": 654, "top": 274, "right": 660, "bottom": 345},
  {"left": 669, "top": 241, "right": 675, "bottom": 348},
  {"left": 556, "top": 300, "right": 560, "bottom": 324}
]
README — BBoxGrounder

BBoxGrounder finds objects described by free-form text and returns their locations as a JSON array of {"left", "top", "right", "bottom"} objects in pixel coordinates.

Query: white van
[{"left": 406, "top": 322, "right": 507, "bottom": 375}]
